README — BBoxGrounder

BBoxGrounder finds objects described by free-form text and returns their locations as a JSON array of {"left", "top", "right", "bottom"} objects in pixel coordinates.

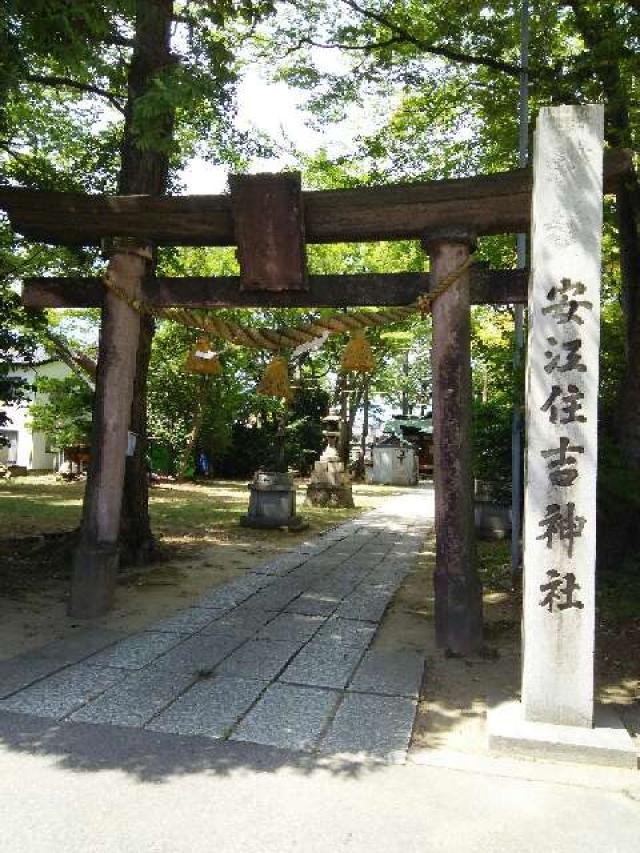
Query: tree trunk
[
  {"left": 119, "top": 312, "right": 155, "bottom": 563},
  {"left": 117, "top": 0, "right": 175, "bottom": 563},
  {"left": 402, "top": 350, "right": 409, "bottom": 416},
  {"left": 176, "top": 376, "right": 209, "bottom": 480},
  {"left": 615, "top": 173, "right": 640, "bottom": 464},
  {"left": 361, "top": 376, "right": 370, "bottom": 457}
]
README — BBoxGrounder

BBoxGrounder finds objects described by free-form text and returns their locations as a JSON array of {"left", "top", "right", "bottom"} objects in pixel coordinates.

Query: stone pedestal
[
  {"left": 240, "top": 471, "right": 307, "bottom": 530},
  {"left": 488, "top": 701, "right": 637, "bottom": 768},
  {"left": 305, "top": 457, "right": 354, "bottom": 508}
]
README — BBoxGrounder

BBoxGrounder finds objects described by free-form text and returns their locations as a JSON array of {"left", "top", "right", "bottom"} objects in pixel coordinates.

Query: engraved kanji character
[
  {"left": 544, "top": 337, "right": 587, "bottom": 374},
  {"left": 540, "top": 384, "right": 586, "bottom": 424},
  {"left": 536, "top": 502, "right": 586, "bottom": 557},
  {"left": 542, "top": 278, "right": 593, "bottom": 325},
  {"left": 540, "top": 436, "right": 585, "bottom": 486},
  {"left": 539, "top": 569, "right": 584, "bottom": 612}
]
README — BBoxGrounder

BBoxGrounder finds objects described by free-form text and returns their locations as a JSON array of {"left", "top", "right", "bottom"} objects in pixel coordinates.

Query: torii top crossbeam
[{"left": 0, "top": 149, "right": 628, "bottom": 247}]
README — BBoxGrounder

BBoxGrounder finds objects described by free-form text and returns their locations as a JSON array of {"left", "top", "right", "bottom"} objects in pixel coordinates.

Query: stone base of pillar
[
  {"left": 305, "top": 483, "right": 354, "bottom": 508},
  {"left": 239, "top": 513, "right": 308, "bottom": 531},
  {"left": 434, "top": 570, "right": 483, "bottom": 655},
  {"left": 68, "top": 543, "right": 119, "bottom": 618},
  {"left": 487, "top": 701, "right": 637, "bottom": 769}
]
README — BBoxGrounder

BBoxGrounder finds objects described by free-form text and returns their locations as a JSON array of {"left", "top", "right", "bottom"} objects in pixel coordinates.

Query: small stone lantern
[{"left": 305, "top": 408, "right": 354, "bottom": 508}]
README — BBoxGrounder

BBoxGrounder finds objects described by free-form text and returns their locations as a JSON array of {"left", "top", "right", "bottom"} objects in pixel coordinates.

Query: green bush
[
  {"left": 596, "top": 436, "right": 640, "bottom": 573},
  {"left": 472, "top": 394, "right": 513, "bottom": 502}
]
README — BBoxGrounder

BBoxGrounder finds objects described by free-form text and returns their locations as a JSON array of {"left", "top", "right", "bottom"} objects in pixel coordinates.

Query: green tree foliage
[{"left": 28, "top": 374, "right": 93, "bottom": 450}]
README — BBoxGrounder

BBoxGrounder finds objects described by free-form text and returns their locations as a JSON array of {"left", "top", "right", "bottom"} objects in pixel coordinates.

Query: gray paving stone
[
  {"left": 0, "top": 655, "right": 69, "bottom": 699},
  {"left": 348, "top": 649, "right": 425, "bottom": 698},
  {"left": 252, "top": 558, "right": 303, "bottom": 578},
  {"left": 309, "top": 578, "right": 359, "bottom": 598},
  {"left": 205, "top": 606, "right": 274, "bottom": 632},
  {"left": 361, "top": 579, "right": 402, "bottom": 596},
  {"left": 285, "top": 593, "right": 340, "bottom": 617},
  {"left": 361, "top": 583, "right": 397, "bottom": 599},
  {"left": 285, "top": 565, "right": 324, "bottom": 586},
  {"left": 314, "top": 617, "right": 377, "bottom": 649},
  {"left": 320, "top": 693, "right": 417, "bottom": 762},
  {"left": 225, "top": 575, "right": 272, "bottom": 598},
  {"left": 357, "top": 549, "right": 389, "bottom": 560},
  {"left": 231, "top": 683, "right": 341, "bottom": 751},
  {"left": 147, "top": 675, "right": 267, "bottom": 738},
  {"left": 218, "top": 639, "right": 302, "bottom": 680},
  {"left": 0, "top": 664, "right": 127, "bottom": 720},
  {"left": 30, "top": 628, "right": 126, "bottom": 664},
  {"left": 245, "top": 583, "right": 303, "bottom": 612},
  {"left": 198, "top": 621, "right": 260, "bottom": 643},
  {"left": 279, "top": 640, "right": 364, "bottom": 689},
  {"left": 368, "top": 567, "right": 411, "bottom": 586},
  {"left": 334, "top": 591, "right": 391, "bottom": 623},
  {"left": 148, "top": 607, "right": 225, "bottom": 635},
  {"left": 69, "top": 663, "right": 196, "bottom": 727},
  {"left": 86, "top": 632, "right": 186, "bottom": 670},
  {"left": 152, "top": 634, "right": 242, "bottom": 674},
  {"left": 256, "top": 613, "right": 325, "bottom": 642},
  {"left": 195, "top": 586, "right": 250, "bottom": 610}
]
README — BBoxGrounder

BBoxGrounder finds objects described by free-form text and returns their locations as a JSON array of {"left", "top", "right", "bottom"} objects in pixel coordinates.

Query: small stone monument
[
  {"left": 305, "top": 409, "right": 354, "bottom": 508},
  {"left": 240, "top": 470, "right": 307, "bottom": 530}
]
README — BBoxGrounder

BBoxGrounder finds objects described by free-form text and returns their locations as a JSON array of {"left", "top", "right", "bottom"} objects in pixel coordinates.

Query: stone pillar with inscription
[
  {"left": 522, "top": 104, "right": 602, "bottom": 728},
  {"left": 489, "top": 104, "right": 635, "bottom": 766}
]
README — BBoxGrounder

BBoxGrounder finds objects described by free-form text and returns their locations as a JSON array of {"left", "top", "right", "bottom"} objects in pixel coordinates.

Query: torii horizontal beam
[
  {"left": 0, "top": 149, "right": 629, "bottom": 247},
  {"left": 22, "top": 267, "right": 526, "bottom": 309}
]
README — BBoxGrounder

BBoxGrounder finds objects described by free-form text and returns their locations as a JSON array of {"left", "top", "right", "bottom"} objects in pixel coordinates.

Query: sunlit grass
[{"left": 0, "top": 474, "right": 400, "bottom": 542}]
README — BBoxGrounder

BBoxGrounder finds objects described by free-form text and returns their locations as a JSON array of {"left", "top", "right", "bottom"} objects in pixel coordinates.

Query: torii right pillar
[
  {"left": 488, "top": 103, "right": 636, "bottom": 766},
  {"left": 424, "top": 228, "right": 483, "bottom": 656}
]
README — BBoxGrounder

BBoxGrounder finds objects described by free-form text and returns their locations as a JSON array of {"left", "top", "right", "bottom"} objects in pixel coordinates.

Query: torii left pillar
[{"left": 69, "top": 239, "right": 153, "bottom": 617}]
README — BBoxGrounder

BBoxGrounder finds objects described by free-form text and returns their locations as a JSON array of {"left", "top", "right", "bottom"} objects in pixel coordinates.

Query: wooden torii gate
[{"left": 0, "top": 151, "right": 628, "bottom": 656}]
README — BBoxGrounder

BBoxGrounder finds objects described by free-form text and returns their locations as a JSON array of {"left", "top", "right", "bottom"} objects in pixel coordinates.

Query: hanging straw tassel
[
  {"left": 257, "top": 356, "right": 292, "bottom": 400},
  {"left": 185, "top": 337, "right": 222, "bottom": 375},
  {"left": 341, "top": 331, "right": 375, "bottom": 373}
]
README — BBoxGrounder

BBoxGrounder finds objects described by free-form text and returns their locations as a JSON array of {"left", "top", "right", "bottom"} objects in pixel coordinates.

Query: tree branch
[
  {"left": 287, "top": 34, "right": 405, "bottom": 55},
  {"left": 44, "top": 330, "right": 96, "bottom": 387},
  {"left": 25, "top": 74, "right": 125, "bottom": 114},
  {"left": 340, "top": 0, "right": 524, "bottom": 77}
]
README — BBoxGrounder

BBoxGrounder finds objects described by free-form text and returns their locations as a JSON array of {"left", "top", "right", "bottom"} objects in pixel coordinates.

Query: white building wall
[
  {"left": 0, "top": 360, "right": 70, "bottom": 471},
  {"left": 371, "top": 446, "right": 418, "bottom": 486}
]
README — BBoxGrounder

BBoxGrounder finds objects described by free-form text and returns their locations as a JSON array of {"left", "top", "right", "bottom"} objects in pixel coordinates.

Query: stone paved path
[{"left": 0, "top": 488, "right": 432, "bottom": 763}]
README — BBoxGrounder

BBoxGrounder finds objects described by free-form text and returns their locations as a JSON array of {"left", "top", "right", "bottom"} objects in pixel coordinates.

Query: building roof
[{"left": 383, "top": 416, "right": 433, "bottom": 437}]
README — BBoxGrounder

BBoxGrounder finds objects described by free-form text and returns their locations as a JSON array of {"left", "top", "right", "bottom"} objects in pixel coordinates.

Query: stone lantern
[{"left": 305, "top": 408, "right": 354, "bottom": 508}]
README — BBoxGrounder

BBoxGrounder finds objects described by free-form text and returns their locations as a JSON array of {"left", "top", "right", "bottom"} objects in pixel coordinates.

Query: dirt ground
[{"left": 401, "top": 532, "right": 640, "bottom": 757}]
